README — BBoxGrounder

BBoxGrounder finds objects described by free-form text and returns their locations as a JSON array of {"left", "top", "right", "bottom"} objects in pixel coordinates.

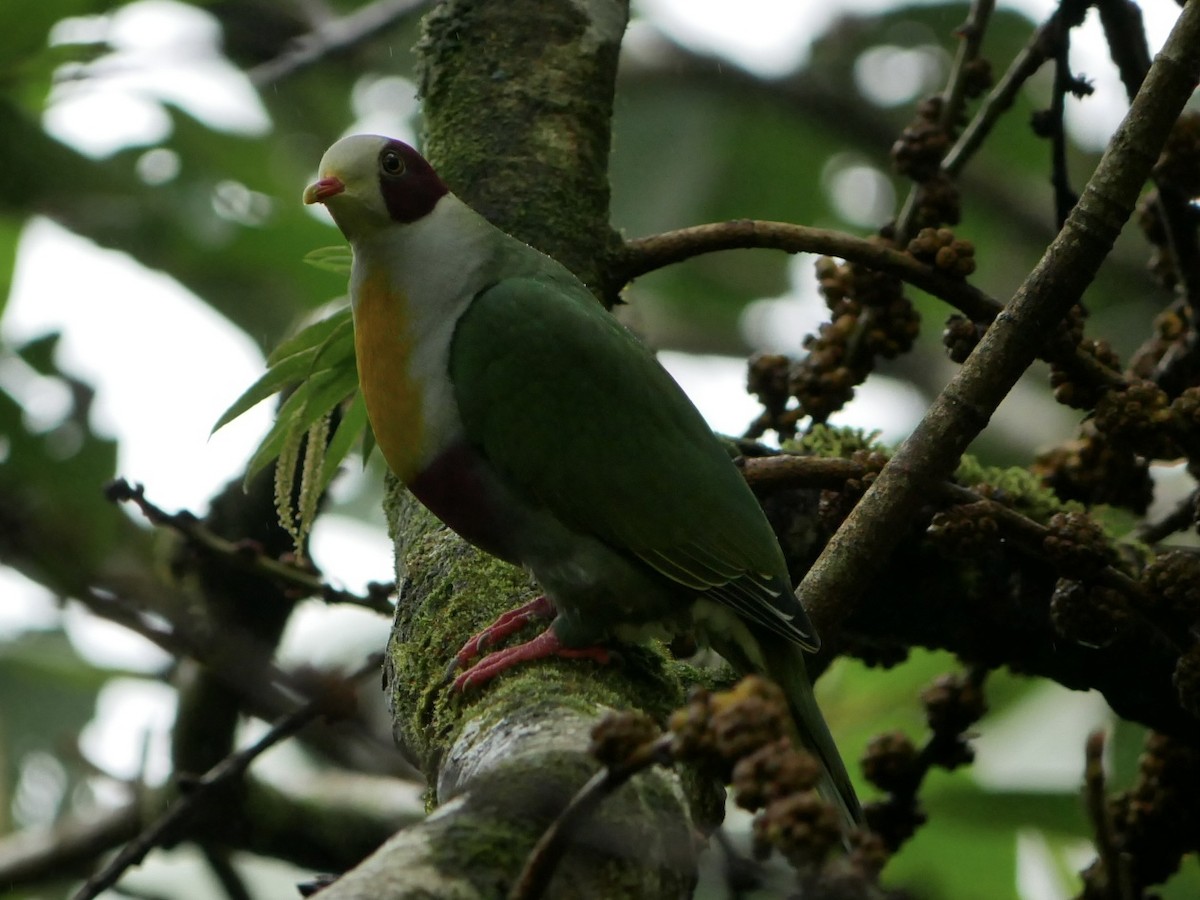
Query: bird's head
[{"left": 303, "top": 135, "right": 448, "bottom": 241}]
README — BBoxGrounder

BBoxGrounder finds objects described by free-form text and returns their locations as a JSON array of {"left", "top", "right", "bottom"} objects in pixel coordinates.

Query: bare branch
[
  {"left": 70, "top": 654, "right": 383, "bottom": 900},
  {"left": 249, "top": 0, "right": 430, "bottom": 87},
  {"left": 509, "top": 735, "right": 675, "bottom": 900},
  {"left": 0, "top": 801, "right": 139, "bottom": 887},
  {"left": 106, "top": 479, "right": 395, "bottom": 614},
  {"left": 614, "top": 219, "right": 1000, "bottom": 321},
  {"left": 895, "top": 0, "right": 996, "bottom": 241}
]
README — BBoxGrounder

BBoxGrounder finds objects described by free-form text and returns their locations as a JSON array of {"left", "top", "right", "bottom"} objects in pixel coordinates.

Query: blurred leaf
[
  {"left": 886, "top": 806, "right": 1020, "bottom": 900},
  {"left": 1163, "top": 863, "right": 1200, "bottom": 899},
  {"left": 883, "top": 775, "right": 1090, "bottom": 900},
  {"left": 0, "top": 0, "right": 110, "bottom": 77},
  {"left": 0, "top": 629, "right": 112, "bottom": 829},
  {"left": 360, "top": 417, "right": 377, "bottom": 470},
  {"left": 0, "top": 351, "right": 120, "bottom": 596},
  {"left": 304, "top": 245, "right": 354, "bottom": 275},
  {"left": 1109, "top": 715, "right": 1150, "bottom": 787},
  {"left": 930, "top": 784, "right": 1086, "bottom": 835},
  {"left": 0, "top": 214, "right": 21, "bottom": 319}
]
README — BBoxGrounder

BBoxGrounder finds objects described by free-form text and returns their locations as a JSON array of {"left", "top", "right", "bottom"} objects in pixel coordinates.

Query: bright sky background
[{"left": 0, "top": 6, "right": 1189, "bottom": 891}]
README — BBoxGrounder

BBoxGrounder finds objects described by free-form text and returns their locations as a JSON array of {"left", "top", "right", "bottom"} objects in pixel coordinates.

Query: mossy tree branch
[
  {"left": 417, "top": 0, "right": 627, "bottom": 293},
  {"left": 317, "top": 486, "right": 704, "bottom": 900}
]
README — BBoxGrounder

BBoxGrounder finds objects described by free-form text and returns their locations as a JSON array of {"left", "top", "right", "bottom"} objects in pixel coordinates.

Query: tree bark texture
[{"left": 315, "top": 2, "right": 714, "bottom": 898}]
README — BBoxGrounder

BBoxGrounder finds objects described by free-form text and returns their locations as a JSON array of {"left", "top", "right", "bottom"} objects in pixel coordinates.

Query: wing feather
[{"left": 449, "top": 272, "right": 815, "bottom": 650}]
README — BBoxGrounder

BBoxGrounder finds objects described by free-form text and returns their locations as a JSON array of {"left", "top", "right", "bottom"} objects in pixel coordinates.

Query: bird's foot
[
  {"left": 449, "top": 594, "right": 556, "bottom": 672},
  {"left": 452, "top": 627, "right": 612, "bottom": 692}
]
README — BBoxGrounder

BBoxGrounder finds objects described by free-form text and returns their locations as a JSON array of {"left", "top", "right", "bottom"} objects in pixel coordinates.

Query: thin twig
[
  {"left": 942, "top": 9, "right": 1062, "bottom": 177},
  {"left": 614, "top": 220, "right": 1123, "bottom": 392},
  {"left": 1095, "top": 0, "right": 1200, "bottom": 384},
  {"left": 868, "top": 667, "right": 989, "bottom": 851},
  {"left": 895, "top": 0, "right": 995, "bottom": 243},
  {"left": 1048, "top": 24, "right": 1079, "bottom": 228},
  {"left": 939, "top": 0, "right": 995, "bottom": 134},
  {"left": 508, "top": 734, "right": 675, "bottom": 900},
  {"left": 200, "top": 845, "right": 253, "bottom": 900},
  {"left": 249, "top": 0, "right": 430, "bottom": 87},
  {"left": 1095, "top": 0, "right": 1153, "bottom": 99},
  {"left": 71, "top": 654, "right": 383, "bottom": 900},
  {"left": 106, "top": 479, "right": 395, "bottom": 614},
  {"left": 1083, "top": 730, "right": 1126, "bottom": 900},
  {"left": 0, "top": 801, "right": 140, "bottom": 886}
]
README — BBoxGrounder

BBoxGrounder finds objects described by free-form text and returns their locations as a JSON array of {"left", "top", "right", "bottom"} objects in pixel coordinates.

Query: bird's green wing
[{"left": 449, "top": 272, "right": 816, "bottom": 650}]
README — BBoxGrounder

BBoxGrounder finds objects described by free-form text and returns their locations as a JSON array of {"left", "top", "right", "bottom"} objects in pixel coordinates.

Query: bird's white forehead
[{"left": 319, "top": 134, "right": 390, "bottom": 177}]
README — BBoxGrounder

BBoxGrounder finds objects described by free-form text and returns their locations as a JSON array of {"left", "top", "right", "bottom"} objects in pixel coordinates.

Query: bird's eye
[{"left": 380, "top": 150, "right": 405, "bottom": 176}]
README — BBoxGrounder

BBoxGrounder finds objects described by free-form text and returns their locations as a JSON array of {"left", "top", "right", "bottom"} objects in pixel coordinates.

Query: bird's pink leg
[
  {"left": 452, "top": 627, "right": 612, "bottom": 692},
  {"left": 451, "top": 595, "right": 557, "bottom": 668}
]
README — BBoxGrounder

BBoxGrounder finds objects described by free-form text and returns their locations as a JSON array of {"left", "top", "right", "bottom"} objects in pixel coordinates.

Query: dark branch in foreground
[
  {"left": 71, "top": 654, "right": 383, "bottom": 900},
  {"left": 249, "top": 0, "right": 430, "bottom": 87},
  {"left": 105, "top": 478, "right": 395, "bottom": 614},
  {"left": 510, "top": 734, "right": 675, "bottom": 900}
]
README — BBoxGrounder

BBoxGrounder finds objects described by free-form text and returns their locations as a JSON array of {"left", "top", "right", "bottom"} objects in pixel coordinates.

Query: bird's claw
[
  {"left": 450, "top": 627, "right": 612, "bottom": 692},
  {"left": 450, "top": 595, "right": 557, "bottom": 668}
]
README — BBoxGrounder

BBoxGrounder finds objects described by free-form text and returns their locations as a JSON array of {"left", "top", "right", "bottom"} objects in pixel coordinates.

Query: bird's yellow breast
[{"left": 353, "top": 268, "right": 424, "bottom": 483}]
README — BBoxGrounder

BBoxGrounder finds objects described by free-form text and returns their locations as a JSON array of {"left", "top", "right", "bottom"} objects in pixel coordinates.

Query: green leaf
[
  {"left": 361, "top": 420, "right": 378, "bottom": 469},
  {"left": 320, "top": 390, "right": 369, "bottom": 492},
  {"left": 266, "top": 307, "right": 353, "bottom": 367},
  {"left": 303, "top": 245, "right": 354, "bottom": 275},
  {"left": 244, "top": 364, "right": 360, "bottom": 485},
  {"left": 212, "top": 311, "right": 354, "bottom": 434},
  {"left": 0, "top": 214, "right": 23, "bottom": 319}
]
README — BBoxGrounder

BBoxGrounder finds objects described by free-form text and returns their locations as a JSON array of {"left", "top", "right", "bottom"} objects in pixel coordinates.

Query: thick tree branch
[
  {"left": 327, "top": 4, "right": 709, "bottom": 897},
  {"left": 797, "top": 1, "right": 1200, "bottom": 653},
  {"left": 314, "top": 490, "right": 700, "bottom": 900},
  {"left": 418, "top": 0, "right": 627, "bottom": 291}
]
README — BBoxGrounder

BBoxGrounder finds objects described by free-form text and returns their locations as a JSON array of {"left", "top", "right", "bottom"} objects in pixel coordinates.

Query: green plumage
[
  {"left": 449, "top": 272, "right": 815, "bottom": 650},
  {"left": 302, "top": 132, "right": 859, "bottom": 828}
]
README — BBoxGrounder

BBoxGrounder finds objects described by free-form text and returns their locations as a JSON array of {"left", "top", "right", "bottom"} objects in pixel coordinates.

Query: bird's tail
[{"left": 755, "top": 633, "right": 862, "bottom": 832}]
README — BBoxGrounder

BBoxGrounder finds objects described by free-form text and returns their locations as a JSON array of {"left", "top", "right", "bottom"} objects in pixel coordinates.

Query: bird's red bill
[{"left": 303, "top": 176, "right": 345, "bottom": 204}]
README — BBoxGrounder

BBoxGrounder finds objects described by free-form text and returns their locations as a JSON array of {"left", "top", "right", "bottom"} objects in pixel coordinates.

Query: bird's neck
[
  {"left": 348, "top": 194, "right": 499, "bottom": 483},
  {"left": 350, "top": 194, "right": 499, "bottom": 325}
]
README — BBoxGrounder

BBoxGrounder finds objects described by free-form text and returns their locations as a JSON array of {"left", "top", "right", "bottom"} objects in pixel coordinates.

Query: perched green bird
[{"left": 303, "top": 134, "right": 860, "bottom": 826}]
